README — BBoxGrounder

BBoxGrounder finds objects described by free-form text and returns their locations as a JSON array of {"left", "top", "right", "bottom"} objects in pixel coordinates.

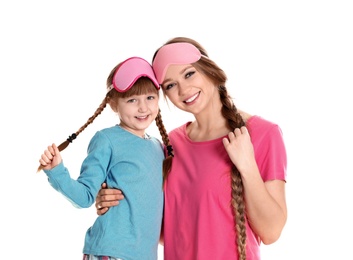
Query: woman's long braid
[
  {"left": 37, "top": 96, "right": 109, "bottom": 173},
  {"left": 219, "top": 85, "right": 247, "bottom": 260},
  {"left": 155, "top": 109, "right": 174, "bottom": 186}
]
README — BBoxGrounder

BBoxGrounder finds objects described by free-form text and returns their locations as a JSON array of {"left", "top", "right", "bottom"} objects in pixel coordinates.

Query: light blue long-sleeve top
[{"left": 44, "top": 125, "right": 165, "bottom": 260}]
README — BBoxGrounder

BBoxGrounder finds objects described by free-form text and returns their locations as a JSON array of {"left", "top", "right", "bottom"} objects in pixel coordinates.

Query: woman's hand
[
  {"left": 222, "top": 126, "right": 257, "bottom": 174},
  {"left": 95, "top": 183, "right": 125, "bottom": 215}
]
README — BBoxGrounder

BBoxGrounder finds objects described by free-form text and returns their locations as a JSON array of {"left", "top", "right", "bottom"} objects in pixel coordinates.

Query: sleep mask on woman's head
[
  {"left": 109, "top": 57, "right": 160, "bottom": 93},
  {"left": 152, "top": 42, "right": 202, "bottom": 84}
]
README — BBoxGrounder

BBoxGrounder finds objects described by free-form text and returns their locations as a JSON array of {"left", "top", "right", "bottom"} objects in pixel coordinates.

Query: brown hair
[
  {"left": 153, "top": 37, "right": 247, "bottom": 260},
  {"left": 38, "top": 61, "right": 174, "bottom": 181}
]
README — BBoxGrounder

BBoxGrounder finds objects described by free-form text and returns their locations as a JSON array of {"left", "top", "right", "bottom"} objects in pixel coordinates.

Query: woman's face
[{"left": 161, "top": 64, "right": 218, "bottom": 115}]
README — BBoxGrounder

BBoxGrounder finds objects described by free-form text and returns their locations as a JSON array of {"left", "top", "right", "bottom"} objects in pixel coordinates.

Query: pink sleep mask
[
  {"left": 111, "top": 57, "right": 160, "bottom": 92},
  {"left": 152, "top": 42, "right": 202, "bottom": 84}
]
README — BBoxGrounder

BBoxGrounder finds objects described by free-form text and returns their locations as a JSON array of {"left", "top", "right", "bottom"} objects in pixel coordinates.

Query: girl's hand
[{"left": 39, "top": 143, "right": 62, "bottom": 170}]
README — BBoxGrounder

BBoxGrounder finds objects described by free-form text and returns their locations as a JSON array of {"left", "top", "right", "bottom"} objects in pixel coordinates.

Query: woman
[{"left": 95, "top": 37, "right": 287, "bottom": 260}]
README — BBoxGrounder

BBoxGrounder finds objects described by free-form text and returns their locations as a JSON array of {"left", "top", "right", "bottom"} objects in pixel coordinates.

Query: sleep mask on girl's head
[
  {"left": 110, "top": 57, "right": 160, "bottom": 93},
  {"left": 152, "top": 42, "right": 202, "bottom": 84}
]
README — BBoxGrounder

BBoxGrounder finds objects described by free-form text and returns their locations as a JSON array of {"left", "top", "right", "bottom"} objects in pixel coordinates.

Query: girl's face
[
  {"left": 161, "top": 64, "right": 218, "bottom": 116},
  {"left": 117, "top": 92, "right": 159, "bottom": 137}
]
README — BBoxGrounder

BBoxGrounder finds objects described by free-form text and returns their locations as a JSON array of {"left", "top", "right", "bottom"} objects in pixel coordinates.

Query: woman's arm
[
  {"left": 223, "top": 126, "right": 287, "bottom": 244},
  {"left": 95, "top": 183, "right": 125, "bottom": 215},
  {"left": 243, "top": 177, "right": 287, "bottom": 244}
]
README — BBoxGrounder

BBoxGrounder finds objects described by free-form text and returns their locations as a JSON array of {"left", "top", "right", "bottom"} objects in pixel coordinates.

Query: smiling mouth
[
  {"left": 136, "top": 115, "right": 148, "bottom": 119},
  {"left": 184, "top": 92, "right": 200, "bottom": 103}
]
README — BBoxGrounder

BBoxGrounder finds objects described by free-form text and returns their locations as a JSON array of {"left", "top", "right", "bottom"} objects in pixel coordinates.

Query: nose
[
  {"left": 138, "top": 100, "right": 148, "bottom": 112},
  {"left": 178, "top": 81, "right": 189, "bottom": 96}
]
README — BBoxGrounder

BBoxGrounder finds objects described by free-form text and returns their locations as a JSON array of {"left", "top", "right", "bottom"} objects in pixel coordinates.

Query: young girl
[{"left": 38, "top": 56, "right": 173, "bottom": 260}]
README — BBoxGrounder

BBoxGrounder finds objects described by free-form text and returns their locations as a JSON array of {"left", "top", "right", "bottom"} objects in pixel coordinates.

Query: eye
[
  {"left": 127, "top": 98, "right": 136, "bottom": 103},
  {"left": 185, "top": 70, "right": 195, "bottom": 79},
  {"left": 147, "top": 95, "right": 156, "bottom": 100},
  {"left": 164, "top": 82, "right": 176, "bottom": 91}
]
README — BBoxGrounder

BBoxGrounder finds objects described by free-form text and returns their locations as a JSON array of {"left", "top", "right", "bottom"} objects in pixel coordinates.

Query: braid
[
  {"left": 56, "top": 95, "right": 109, "bottom": 152},
  {"left": 37, "top": 95, "right": 109, "bottom": 173},
  {"left": 155, "top": 109, "right": 174, "bottom": 186},
  {"left": 156, "top": 37, "right": 248, "bottom": 259},
  {"left": 219, "top": 85, "right": 247, "bottom": 260}
]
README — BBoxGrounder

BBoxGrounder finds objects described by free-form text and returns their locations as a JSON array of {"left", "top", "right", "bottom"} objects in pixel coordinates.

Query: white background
[{"left": 1, "top": 0, "right": 352, "bottom": 259}]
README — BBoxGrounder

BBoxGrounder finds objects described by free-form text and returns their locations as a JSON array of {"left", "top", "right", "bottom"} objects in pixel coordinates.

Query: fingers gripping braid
[{"left": 37, "top": 97, "right": 108, "bottom": 173}]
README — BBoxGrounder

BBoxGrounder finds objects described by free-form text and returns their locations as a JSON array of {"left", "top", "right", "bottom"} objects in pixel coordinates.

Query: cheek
[
  {"left": 150, "top": 100, "right": 160, "bottom": 112},
  {"left": 152, "top": 104, "right": 159, "bottom": 113}
]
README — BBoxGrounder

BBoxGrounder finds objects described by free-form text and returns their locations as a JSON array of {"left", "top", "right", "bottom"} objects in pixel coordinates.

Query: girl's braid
[
  {"left": 56, "top": 95, "right": 109, "bottom": 152},
  {"left": 37, "top": 95, "right": 109, "bottom": 173},
  {"left": 154, "top": 109, "right": 174, "bottom": 186}
]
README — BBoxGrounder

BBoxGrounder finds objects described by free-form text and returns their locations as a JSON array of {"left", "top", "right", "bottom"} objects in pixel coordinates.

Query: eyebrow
[{"left": 162, "top": 65, "right": 194, "bottom": 85}]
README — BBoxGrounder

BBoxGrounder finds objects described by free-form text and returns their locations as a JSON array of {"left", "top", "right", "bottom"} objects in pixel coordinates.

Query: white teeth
[
  {"left": 185, "top": 93, "right": 199, "bottom": 103},
  {"left": 137, "top": 116, "right": 148, "bottom": 119}
]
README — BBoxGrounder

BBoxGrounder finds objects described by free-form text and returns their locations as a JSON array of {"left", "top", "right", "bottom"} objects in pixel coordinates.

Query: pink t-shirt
[{"left": 163, "top": 116, "right": 287, "bottom": 260}]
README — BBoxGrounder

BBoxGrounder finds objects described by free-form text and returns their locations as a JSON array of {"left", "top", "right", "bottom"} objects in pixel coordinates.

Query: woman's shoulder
[
  {"left": 239, "top": 109, "right": 278, "bottom": 127},
  {"left": 245, "top": 114, "right": 284, "bottom": 143},
  {"left": 247, "top": 115, "right": 279, "bottom": 128},
  {"left": 170, "top": 122, "right": 190, "bottom": 133},
  {"left": 168, "top": 122, "right": 192, "bottom": 141}
]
